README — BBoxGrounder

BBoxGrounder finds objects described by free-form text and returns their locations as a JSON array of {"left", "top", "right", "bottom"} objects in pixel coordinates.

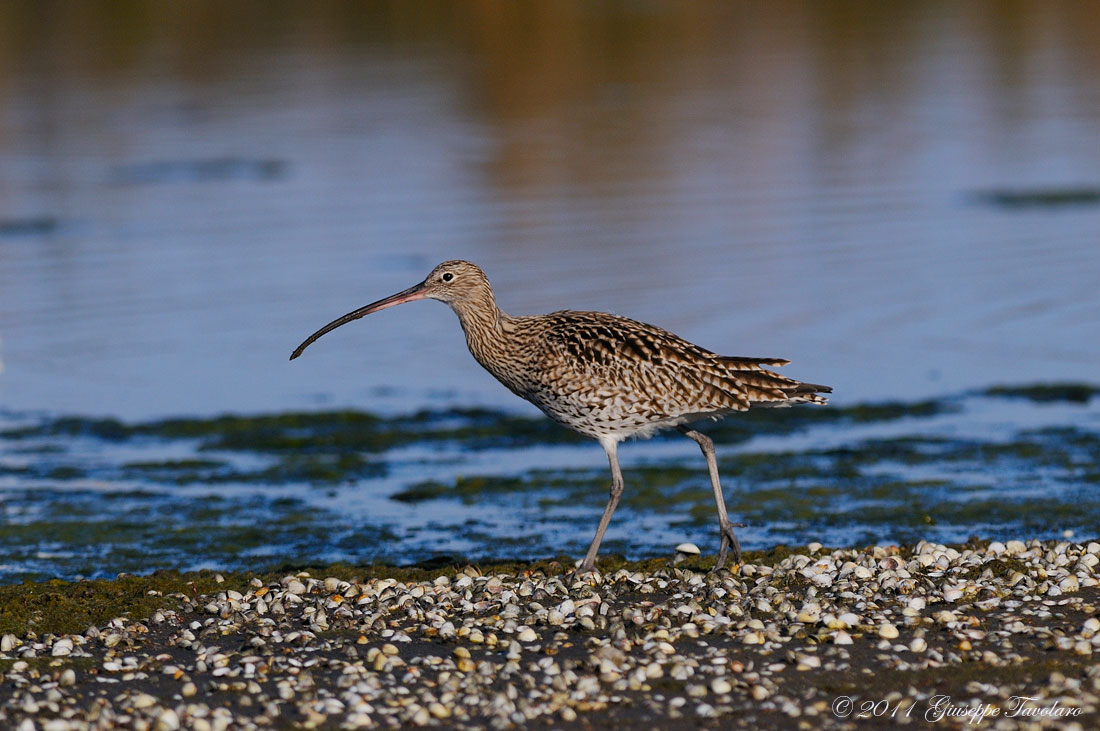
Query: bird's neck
[{"left": 450, "top": 291, "right": 512, "bottom": 366}]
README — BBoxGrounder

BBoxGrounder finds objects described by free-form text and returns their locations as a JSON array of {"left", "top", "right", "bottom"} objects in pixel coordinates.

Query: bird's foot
[
  {"left": 714, "top": 521, "right": 744, "bottom": 571},
  {"left": 568, "top": 561, "right": 602, "bottom": 585}
]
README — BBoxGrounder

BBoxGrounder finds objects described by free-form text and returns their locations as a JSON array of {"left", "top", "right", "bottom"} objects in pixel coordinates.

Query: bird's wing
[{"left": 532, "top": 311, "right": 815, "bottom": 412}]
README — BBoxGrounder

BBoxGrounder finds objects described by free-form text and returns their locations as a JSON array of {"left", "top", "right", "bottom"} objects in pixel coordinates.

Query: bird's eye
[{"left": 441, "top": 272, "right": 454, "bottom": 282}]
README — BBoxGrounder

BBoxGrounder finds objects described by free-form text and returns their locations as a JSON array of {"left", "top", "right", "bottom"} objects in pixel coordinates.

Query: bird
[{"left": 290, "top": 260, "right": 830, "bottom": 572}]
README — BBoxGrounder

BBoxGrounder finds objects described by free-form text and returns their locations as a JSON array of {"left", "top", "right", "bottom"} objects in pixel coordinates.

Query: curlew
[{"left": 291, "top": 260, "right": 830, "bottom": 571}]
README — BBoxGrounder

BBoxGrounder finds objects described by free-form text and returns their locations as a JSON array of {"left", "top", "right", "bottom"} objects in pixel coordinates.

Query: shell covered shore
[{"left": 1, "top": 539, "right": 1098, "bottom": 729}]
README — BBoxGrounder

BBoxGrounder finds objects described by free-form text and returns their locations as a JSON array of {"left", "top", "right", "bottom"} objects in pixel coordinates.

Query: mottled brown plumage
[{"left": 291, "top": 260, "right": 830, "bottom": 571}]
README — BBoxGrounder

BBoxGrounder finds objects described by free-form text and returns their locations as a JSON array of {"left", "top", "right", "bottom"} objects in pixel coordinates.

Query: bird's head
[
  {"left": 290, "top": 259, "right": 494, "bottom": 360},
  {"left": 418, "top": 260, "right": 492, "bottom": 306}
]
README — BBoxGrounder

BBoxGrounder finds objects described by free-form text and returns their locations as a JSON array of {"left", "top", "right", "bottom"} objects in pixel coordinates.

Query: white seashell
[{"left": 878, "top": 623, "right": 900, "bottom": 639}]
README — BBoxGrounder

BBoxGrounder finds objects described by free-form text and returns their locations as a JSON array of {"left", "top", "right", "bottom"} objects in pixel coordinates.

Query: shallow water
[
  {"left": 1, "top": 3, "right": 1099, "bottom": 580},
  {"left": 1, "top": 385, "right": 1097, "bottom": 582}
]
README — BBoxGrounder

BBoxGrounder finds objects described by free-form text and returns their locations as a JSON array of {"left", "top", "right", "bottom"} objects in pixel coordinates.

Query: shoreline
[{"left": 1, "top": 539, "right": 1098, "bottom": 729}]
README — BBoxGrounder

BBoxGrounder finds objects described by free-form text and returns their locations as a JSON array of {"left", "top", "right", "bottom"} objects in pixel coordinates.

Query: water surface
[
  {"left": 1, "top": 3, "right": 1099, "bottom": 580},
  {"left": 2, "top": 1, "right": 1098, "bottom": 418}
]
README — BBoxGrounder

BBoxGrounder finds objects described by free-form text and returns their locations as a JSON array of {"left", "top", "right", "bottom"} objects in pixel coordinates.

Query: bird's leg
[
  {"left": 578, "top": 441, "right": 624, "bottom": 573},
  {"left": 678, "top": 426, "right": 742, "bottom": 569}
]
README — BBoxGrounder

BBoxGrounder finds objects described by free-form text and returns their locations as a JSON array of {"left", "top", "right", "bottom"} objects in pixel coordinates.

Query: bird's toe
[{"left": 568, "top": 562, "right": 603, "bottom": 585}]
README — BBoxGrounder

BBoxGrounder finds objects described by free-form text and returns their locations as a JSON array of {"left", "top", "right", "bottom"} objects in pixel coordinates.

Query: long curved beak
[{"left": 290, "top": 280, "right": 428, "bottom": 360}]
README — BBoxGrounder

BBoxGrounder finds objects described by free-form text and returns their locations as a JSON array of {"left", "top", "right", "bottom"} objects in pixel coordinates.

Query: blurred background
[{"left": 1, "top": 1, "right": 1098, "bottom": 579}]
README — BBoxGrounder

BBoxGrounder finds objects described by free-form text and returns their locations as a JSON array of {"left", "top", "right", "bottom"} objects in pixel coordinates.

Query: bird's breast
[{"left": 520, "top": 378, "right": 690, "bottom": 441}]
